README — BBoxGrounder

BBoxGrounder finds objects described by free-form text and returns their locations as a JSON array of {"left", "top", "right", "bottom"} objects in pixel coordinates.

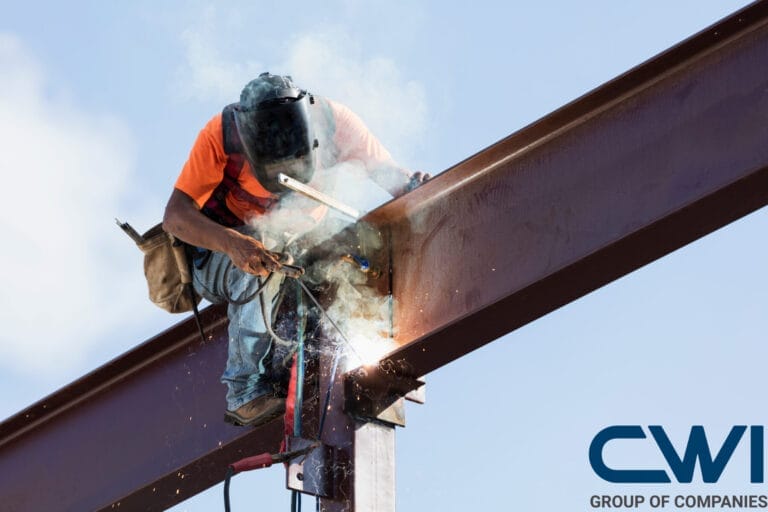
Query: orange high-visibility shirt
[{"left": 174, "top": 98, "right": 402, "bottom": 223}]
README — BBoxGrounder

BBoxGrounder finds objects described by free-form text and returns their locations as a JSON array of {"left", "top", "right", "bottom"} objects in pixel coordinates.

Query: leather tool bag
[{"left": 119, "top": 221, "right": 201, "bottom": 313}]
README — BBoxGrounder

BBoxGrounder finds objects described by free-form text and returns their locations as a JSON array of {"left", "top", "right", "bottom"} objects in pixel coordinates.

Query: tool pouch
[{"left": 124, "top": 222, "right": 202, "bottom": 313}]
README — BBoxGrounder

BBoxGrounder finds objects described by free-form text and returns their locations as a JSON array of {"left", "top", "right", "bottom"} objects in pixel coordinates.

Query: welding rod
[{"left": 278, "top": 173, "right": 361, "bottom": 220}]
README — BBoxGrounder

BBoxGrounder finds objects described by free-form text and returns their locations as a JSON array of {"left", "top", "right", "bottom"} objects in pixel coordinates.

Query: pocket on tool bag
[{"left": 136, "top": 223, "right": 201, "bottom": 314}]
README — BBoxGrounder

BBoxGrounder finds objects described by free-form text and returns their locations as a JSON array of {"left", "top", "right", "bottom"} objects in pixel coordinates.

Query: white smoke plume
[
  {"left": 175, "top": 6, "right": 265, "bottom": 104},
  {"left": 248, "top": 160, "right": 399, "bottom": 369},
  {"left": 318, "top": 263, "right": 396, "bottom": 370},
  {"left": 176, "top": 11, "right": 427, "bottom": 165},
  {"left": 280, "top": 30, "right": 427, "bottom": 165}
]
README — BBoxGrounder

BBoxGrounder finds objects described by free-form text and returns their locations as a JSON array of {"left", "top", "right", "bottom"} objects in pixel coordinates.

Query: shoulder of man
[{"left": 220, "top": 104, "right": 240, "bottom": 155}]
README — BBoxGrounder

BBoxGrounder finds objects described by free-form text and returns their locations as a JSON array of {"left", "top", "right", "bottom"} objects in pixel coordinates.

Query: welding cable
[
  {"left": 295, "top": 280, "right": 362, "bottom": 361},
  {"left": 256, "top": 248, "right": 307, "bottom": 348},
  {"left": 223, "top": 466, "right": 234, "bottom": 512},
  {"left": 294, "top": 280, "right": 356, "bottom": 438},
  {"left": 222, "top": 452, "right": 283, "bottom": 512},
  {"left": 220, "top": 275, "right": 362, "bottom": 511},
  {"left": 223, "top": 446, "right": 318, "bottom": 512},
  {"left": 294, "top": 284, "right": 306, "bottom": 437},
  {"left": 264, "top": 276, "right": 368, "bottom": 439},
  {"left": 223, "top": 454, "right": 276, "bottom": 512},
  {"left": 222, "top": 267, "right": 275, "bottom": 306},
  {"left": 259, "top": 277, "right": 295, "bottom": 348},
  {"left": 290, "top": 283, "right": 307, "bottom": 512}
]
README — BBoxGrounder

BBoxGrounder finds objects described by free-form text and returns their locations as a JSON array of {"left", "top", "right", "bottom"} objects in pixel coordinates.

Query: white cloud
[
  {"left": 0, "top": 33, "right": 150, "bottom": 377},
  {"left": 175, "top": 6, "right": 265, "bottom": 105},
  {"left": 175, "top": 11, "right": 427, "bottom": 163},
  {"left": 282, "top": 30, "right": 427, "bottom": 163}
]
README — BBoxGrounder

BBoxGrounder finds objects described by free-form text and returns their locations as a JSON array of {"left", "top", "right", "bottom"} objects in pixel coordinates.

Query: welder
[{"left": 163, "top": 72, "right": 428, "bottom": 427}]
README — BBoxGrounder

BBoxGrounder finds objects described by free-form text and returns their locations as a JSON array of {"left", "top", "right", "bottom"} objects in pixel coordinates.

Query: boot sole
[{"left": 224, "top": 404, "right": 286, "bottom": 427}]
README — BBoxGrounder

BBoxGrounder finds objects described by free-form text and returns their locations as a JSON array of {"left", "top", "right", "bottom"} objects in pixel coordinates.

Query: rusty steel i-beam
[
  {"left": 1, "top": 1, "right": 768, "bottom": 510},
  {"left": 360, "top": 0, "right": 768, "bottom": 386}
]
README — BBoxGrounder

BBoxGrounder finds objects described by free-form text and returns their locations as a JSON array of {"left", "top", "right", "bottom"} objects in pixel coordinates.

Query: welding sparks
[
  {"left": 315, "top": 263, "right": 396, "bottom": 371},
  {"left": 245, "top": 155, "right": 405, "bottom": 373},
  {"left": 345, "top": 333, "right": 394, "bottom": 368}
]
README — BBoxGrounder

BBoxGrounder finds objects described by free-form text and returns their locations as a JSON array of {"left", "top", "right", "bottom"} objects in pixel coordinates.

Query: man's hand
[
  {"left": 164, "top": 189, "right": 282, "bottom": 277},
  {"left": 407, "top": 172, "right": 431, "bottom": 192},
  {"left": 392, "top": 171, "right": 431, "bottom": 197},
  {"left": 227, "top": 234, "right": 281, "bottom": 276},
  {"left": 368, "top": 164, "right": 432, "bottom": 198}
]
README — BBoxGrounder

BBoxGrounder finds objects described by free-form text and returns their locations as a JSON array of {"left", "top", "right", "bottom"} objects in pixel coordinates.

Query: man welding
[{"left": 163, "top": 72, "right": 428, "bottom": 427}]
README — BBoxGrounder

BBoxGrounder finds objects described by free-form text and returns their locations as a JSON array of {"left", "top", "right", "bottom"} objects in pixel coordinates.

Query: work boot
[{"left": 224, "top": 394, "right": 285, "bottom": 427}]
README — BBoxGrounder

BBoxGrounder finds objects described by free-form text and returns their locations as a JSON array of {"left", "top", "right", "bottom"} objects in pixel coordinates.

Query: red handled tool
[
  {"left": 224, "top": 443, "right": 318, "bottom": 511},
  {"left": 228, "top": 443, "right": 318, "bottom": 474}
]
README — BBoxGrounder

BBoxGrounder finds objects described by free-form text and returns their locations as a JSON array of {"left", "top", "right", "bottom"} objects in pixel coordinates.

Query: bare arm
[
  {"left": 327, "top": 99, "right": 429, "bottom": 197},
  {"left": 162, "top": 188, "right": 279, "bottom": 276}
]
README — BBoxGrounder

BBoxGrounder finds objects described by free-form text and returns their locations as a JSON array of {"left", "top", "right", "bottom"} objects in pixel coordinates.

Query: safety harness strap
[{"left": 200, "top": 104, "right": 276, "bottom": 227}]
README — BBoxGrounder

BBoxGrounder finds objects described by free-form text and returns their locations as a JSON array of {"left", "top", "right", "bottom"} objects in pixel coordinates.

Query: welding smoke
[
  {"left": 246, "top": 101, "right": 404, "bottom": 368},
  {"left": 248, "top": 163, "right": 398, "bottom": 369}
]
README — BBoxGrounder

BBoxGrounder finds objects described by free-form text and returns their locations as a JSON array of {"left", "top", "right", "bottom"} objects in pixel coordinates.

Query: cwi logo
[{"left": 590, "top": 425, "right": 764, "bottom": 483}]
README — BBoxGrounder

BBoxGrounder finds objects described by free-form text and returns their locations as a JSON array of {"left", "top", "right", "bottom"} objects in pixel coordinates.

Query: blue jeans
[{"left": 192, "top": 244, "right": 285, "bottom": 411}]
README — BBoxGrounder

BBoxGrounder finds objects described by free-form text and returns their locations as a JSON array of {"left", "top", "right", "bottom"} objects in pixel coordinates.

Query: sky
[{"left": 0, "top": 1, "right": 764, "bottom": 511}]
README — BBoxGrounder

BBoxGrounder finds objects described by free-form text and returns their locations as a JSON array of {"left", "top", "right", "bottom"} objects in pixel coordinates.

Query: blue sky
[{"left": 1, "top": 1, "right": 764, "bottom": 510}]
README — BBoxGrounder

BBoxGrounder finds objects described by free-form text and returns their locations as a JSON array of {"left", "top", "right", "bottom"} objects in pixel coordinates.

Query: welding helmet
[{"left": 234, "top": 73, "right": 318, "bottom": 194}]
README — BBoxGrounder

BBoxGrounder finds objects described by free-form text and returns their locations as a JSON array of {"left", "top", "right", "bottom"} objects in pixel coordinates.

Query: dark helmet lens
[{"left": 235, "top": 92, "right": 316, "bottom": 193}]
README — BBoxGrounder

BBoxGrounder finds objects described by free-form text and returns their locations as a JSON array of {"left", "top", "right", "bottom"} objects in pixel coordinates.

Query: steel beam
[
  {"left": 1, "top": 2, "right": 768, "bottom": 510},
  {"left": 359, "top": 0, "right": 768, "bottom": 385},
  {"left": 0, "top": 306, "right": 288, "bottom": 511}
]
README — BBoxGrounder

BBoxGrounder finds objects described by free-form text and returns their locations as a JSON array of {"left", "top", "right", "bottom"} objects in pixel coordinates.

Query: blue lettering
[
  {"left": 649, "top": 425, "right": 746, "bottom": 483},
  {"left": 589, "top": 426, "right": 670, "bottom": 483},
  {"left": 752, "top": 426, "right": 764, "bottom": 483}
]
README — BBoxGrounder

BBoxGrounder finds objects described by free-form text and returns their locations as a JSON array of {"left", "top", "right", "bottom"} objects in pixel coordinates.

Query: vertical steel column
[
  {"left": 313, "top": 368, "right": 398, "bottom": 512},
  {"left": 304, "top": 343, "right": 417, "bottom": 511},
  {"left": 352, "top": 421, "right": 396, "bottom": 511}
]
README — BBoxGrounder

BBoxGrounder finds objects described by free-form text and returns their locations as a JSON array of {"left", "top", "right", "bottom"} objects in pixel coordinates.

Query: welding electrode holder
[
  {"left": 277, "top": 263, "right": 305, "bottom": 279},
  {"left": 271, "top": 251, "right": 305, "bottom": 279}
]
